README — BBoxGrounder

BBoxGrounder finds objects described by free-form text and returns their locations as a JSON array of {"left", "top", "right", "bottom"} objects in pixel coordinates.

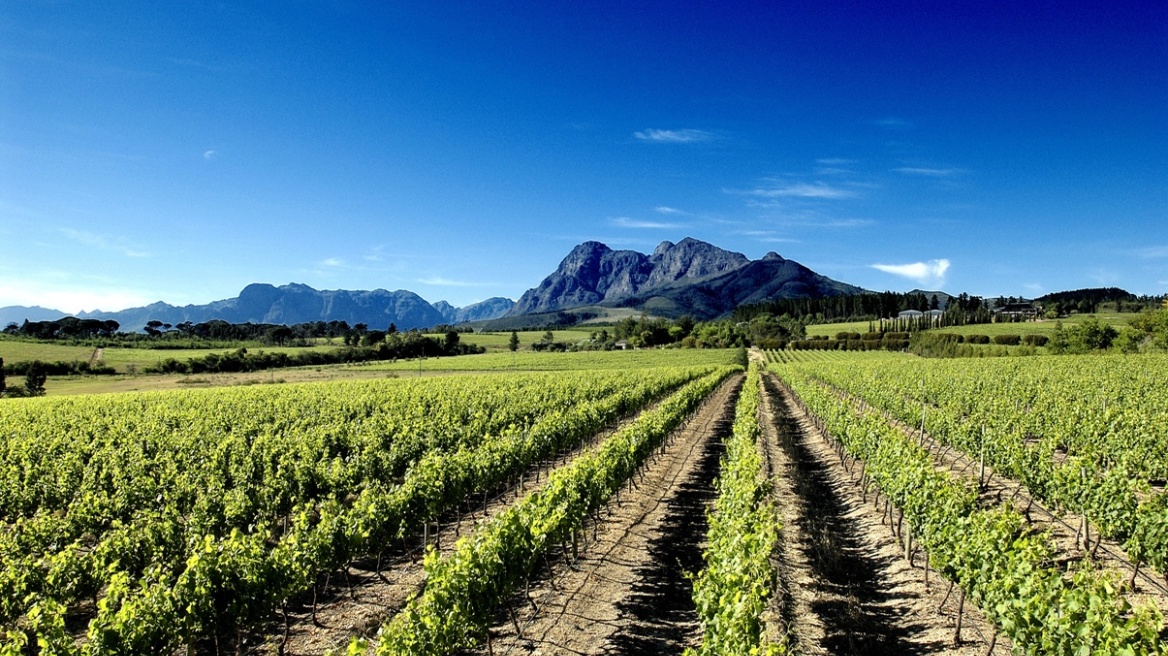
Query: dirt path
[
  {"left": 249, "top": 392, "right": 685, "bottom": 655},
  {"left": 465, "top": 375, "right": 743, "bottom": 656},
  {"left": 760, "top": 372, "right": 1003, "bottom": 655}
]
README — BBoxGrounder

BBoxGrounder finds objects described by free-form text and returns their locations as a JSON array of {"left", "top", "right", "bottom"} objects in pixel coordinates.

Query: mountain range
[{"left": 0, "top": 238, "right": 862, "bottom": 330}]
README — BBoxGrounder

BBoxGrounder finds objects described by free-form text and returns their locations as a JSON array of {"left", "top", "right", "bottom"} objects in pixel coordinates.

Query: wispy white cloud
[
  {"left": 817, "top": 158, "right": 857, "bottom": 166},
  {"left": 871, "top": 259, "right": 950, "bottom": 285},
  {"left": 203, "top": 149, "right": 218, "bottom": 160},
  {"left": 318, "top": 257, "right": 345, "bottom": 268},
  {"left": 611, "top": 216, "right": 684, "bottom": 229},
  {"left": 873, "top": 117, "right": 912, "bottom": 129},
  {"left": 654, "top": 206, "right": 686, "bottom": 215},
  {"left": 1023, "top": 283, "right": 1045, "bottom": 295},
  {"left": 59, "top": 228, "right": 151, "bottom": 258},
  {"left": 1138, "top": 246, "right": 1168, "bottom": 258},
  {"left": 416, "top": 277, "right": 490, "bottom": 287},
  {"left": 740, "top": 182, "right": 857, "bottom": 199},
  {"left": 738, "top": 229, "right": 799, "bottom": 244},
  {"left": 894, "top": 166, "right": 962, "bottom": 177},
  {"left": 633, "top": 128, "right": 713, "bottom": 143}
]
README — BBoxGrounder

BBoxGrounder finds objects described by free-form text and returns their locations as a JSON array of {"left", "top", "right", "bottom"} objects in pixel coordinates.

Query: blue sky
[{"left": 2, "top": 1, "right": 1166, "bottom": 313}]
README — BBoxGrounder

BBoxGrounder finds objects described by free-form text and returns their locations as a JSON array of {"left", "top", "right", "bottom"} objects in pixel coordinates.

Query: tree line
[
  {"left": 145, "top": 331, "right": 482, "bottom": 375},
  {"left": 2, "top": 318, "right": 399, "bottom": 347}
]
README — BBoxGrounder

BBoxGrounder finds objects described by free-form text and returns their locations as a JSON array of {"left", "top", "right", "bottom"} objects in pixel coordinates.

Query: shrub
[
  {"left": 836, "top": 331, "right": 862, "bottom": 341},
  {"left": 1021, "top": 334, "right": 1049, "bottom": 347},
  {"left": 992, "top": 334, "right": 1022, "bottom": 346},
  {"left": 966, "top": 334, "right": 991, "bottom": 344}
]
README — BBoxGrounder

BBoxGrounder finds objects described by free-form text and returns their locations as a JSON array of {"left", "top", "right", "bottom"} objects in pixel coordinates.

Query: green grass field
[
  {"left": 805, "top": 313, "right": 1135, "bottom": 338},
  {"left": 430, "top": 329, "right": 597, "bottom": 352},
  {"left": 804, "top": 320, "right": 876, "bottom": 337},
  {"left": 8, "top": 342, "right": 740, "bottom": 397},
  {"left": 924, "top": 313, "right": 1133, "bottom": 337},
  {"left": 0, "top": 337, "right": 343, "bottom": 372},
  {"left": 363, "top": 347, "right": 740, "bottom": 373}
]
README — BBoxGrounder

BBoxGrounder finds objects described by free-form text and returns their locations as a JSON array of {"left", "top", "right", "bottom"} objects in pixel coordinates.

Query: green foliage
[
  {"left": 371, "top": 369, "right": 734, "bottom": 655},
  {"left": 1050, "top": 317, "right": 1119, "bottom": 353},
  {"left": 1129, "top": 308, "right": 1168, "bottom": 351},
  {"left": 145, "top": 333, "right": 485, "bottom": 374},
  {"left": 775, "top": 363, "right": 1168, "bottom": 656},
  {"left": 789, "top": 353, "right": 1168, "bottom": 622},
  {"left": 23, "top": 361, "right": 46, "bottom": 396},
  {"left": 1021, "top": 334, "right": 1049, "bottom": 347},
  {"left": 688, "top": 365, "right": 784, "bottom": 655},
  {"left": 0, "top": 367, "right": 721, "bottom": 651}
]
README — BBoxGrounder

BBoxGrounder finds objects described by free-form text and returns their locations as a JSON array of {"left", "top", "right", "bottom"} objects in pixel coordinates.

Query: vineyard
[{"left": 3, "top": 348, "right": 1167, "bottom": 655}]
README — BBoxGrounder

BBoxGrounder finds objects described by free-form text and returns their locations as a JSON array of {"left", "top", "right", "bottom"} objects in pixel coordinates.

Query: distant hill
[
  {"left": 906, "top": 289, "right": 953, "bottom": 309},
  {"left": 0, "top": 305, "right": 72, "bottom": 326},
  {"left": 432, "top": 297, "right": 517, "bottom": 324},
  {"left": 509, "top": 238, "right": 862, "bottom": 320},
  {"left": 1037, "top": 287, "right": 1134, "bottom": 305},
  {"left": 1, "top": 285, "right": 515, "bottom": 332}
]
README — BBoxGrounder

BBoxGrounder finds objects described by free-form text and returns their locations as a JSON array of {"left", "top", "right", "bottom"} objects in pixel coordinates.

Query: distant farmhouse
[
  {"left": 994, "top": 302, "right": 1040, "bottom": 319},
  {"left": 896, "top": 309, "right": 945, "bottom": 320}
]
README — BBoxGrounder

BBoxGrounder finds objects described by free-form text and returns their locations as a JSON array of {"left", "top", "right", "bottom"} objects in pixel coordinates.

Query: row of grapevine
[
  {"left": 687, "top": 363, "right": 784, "bottom": 655},
  {"left": 793, "top": 354, "right": 1168, "bottom": 579},
  {"left": 363, "top": 367, "right": 737, "bottom": 655},
  {"left": 0, "top": 367, "right": 715, "bottom": 654},
  {"left": 772, "top": 364, "right": 1166, "bottom": 655}
]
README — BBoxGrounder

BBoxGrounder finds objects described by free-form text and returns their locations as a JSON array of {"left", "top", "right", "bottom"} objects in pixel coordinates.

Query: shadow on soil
[
  {"left": 604, "top": 380, "right": 741, "bottom": 655},
  {"left": 763, "top": 376, "right": 948, "bottom": 656}
]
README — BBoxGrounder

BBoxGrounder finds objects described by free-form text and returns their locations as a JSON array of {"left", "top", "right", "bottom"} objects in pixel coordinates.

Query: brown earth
[
  {"left": 245, "top": 390, "right": 680, "bottom": 655},
  {"left": 760, "top": 372, "right": 1004, "bottom": 655},
  {"left": 462, "top": 374, "right": 743, "bottom": 656}
]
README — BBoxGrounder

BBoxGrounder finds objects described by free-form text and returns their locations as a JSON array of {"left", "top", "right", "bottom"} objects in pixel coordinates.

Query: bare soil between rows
[
  {"left": 249, "top": 363, "right": 1041, "bottom": 656},
  {"left": 761, "top": 372, "right": 1002, "bottom": 655},
  {"left": 825, "top": 378, "right": 1168, "bottom": 619},
  {"left": 462, "top": 374, "right": 743, "bottom": 656},
  {"left": 467, "top": 364, "right": 1004, "bottom": 656},
  {"left": 243, "top": 388, "right": 687, "bottom": 656}
]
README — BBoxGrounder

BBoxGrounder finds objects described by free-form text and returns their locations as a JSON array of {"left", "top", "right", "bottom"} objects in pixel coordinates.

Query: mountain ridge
[
  {"left": 509, "top": 237, "right": 861, "bottom": 319},
  {"left": 2, "top": 237, "right": 866, "bottom": 329}
]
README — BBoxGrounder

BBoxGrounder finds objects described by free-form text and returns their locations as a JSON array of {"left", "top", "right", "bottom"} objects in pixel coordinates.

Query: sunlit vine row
[
  {"left": 773, "top": 364, "right": 1166, "bottom": 655},
  {"left": 365, "top": 367, "right": 736, "bottom": 655},
  {"left": 789, "top": 354, "right": 1168, "bottom": 578},
  {"left": 0, "top": 367, "right": 713, "bottom": 653},
  {"left": 687, "top": 363, "right": 784, "bottom": 655}
]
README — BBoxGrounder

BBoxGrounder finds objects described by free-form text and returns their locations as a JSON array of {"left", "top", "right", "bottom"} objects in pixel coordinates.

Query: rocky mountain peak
[{"left": 646, "top": 237, "right": 749, "bottom": 286}]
